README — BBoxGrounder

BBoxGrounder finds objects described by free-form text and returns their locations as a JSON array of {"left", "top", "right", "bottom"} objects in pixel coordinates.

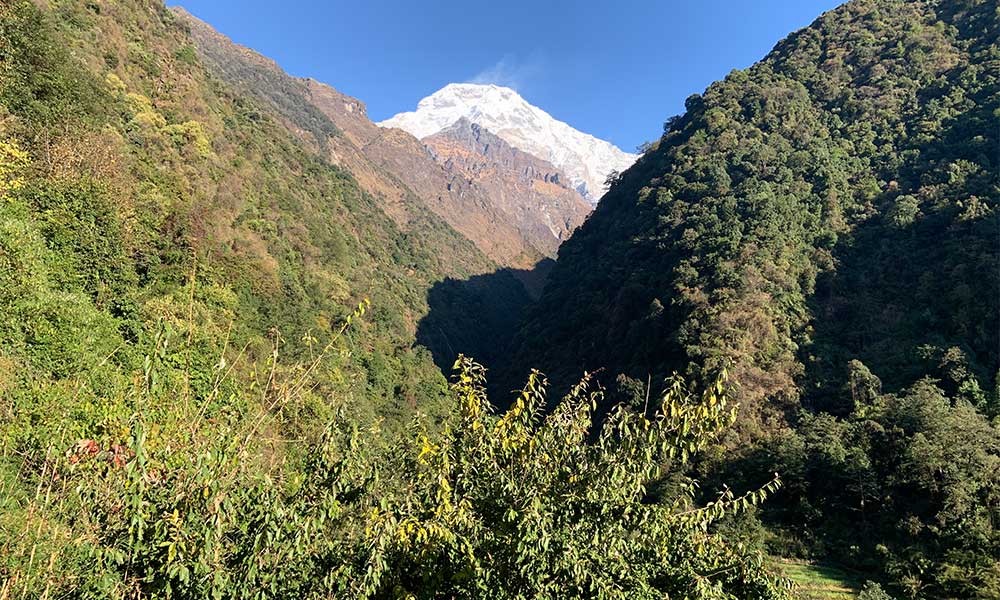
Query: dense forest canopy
[
  {"left": 501, "top": 0, "right": 1000, "bottom": 595},
  {"left": 510, "top": 0, "right": 999, "bottom": 417}
]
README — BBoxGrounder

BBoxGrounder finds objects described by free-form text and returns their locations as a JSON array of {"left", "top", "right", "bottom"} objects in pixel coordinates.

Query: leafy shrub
[
  {"left": 858, "top": 581, "right": 895, "bottom": 600},
  {"left": 1, "top": 335, "right": 791, "bottom": 599}
]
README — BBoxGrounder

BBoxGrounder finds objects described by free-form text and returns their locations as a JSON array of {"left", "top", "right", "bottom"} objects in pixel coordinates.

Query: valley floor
[{"left": 770, "top": 559, "right": 861, "bottom": 599}]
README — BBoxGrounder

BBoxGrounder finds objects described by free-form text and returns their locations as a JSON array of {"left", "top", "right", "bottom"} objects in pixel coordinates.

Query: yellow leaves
[
  {"left": 105, "top": 72, "right": 126, "bottom": 95},
  {"left": 450, "top": 355, "right": 490, "bottom": 428},
  {"left": 350, "top": 362, "right": 785, "bottom": 596},
  {"left": 435, "top": 475, "right": 453, "bottom": 507},
  {"left": 125, "top": 92, "right": 154, "bottom": 115},
  {"left": 666, "top": 473, "right": 783, "bottom": 529},
  {"left": 461, "top": 390, "right": 483, "bottom": 423},
  {"left": 336, "top": 298, "right": 370, "bottom": 339},
  {"left": 495, "top": 371, "right": 546, "bottom": 455},
  {"left": 126, "top": 92, "right": 167, "bottom": 129},
  {"left": 416, "top": 435, "right": 435, "bottom": 464},
  {"left": 396, "top": 519, "right": 416, "bottom": 543},
  {"left": 667, "top": 400, "right": 680, "bottom": 419},
  {"left": 163, "top": 121, "right": 213, "bottom": 158},
  {"left": 123, "top": 92, "right": 215, "bottom": 158},
  {"left": 386, "top": 516, "right": 456, "bottom": 550},
  {"left": 0, "top": 138, "right": 29, "bottom": 197}
]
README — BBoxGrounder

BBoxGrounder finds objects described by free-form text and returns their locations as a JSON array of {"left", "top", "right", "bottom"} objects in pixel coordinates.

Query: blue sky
[{"left": 168, "top": 0, "right": 843, "bottom": 152}]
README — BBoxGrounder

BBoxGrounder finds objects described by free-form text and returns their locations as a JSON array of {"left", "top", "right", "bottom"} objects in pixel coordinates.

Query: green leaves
[
  {"left": 757, "top": 378, "right": 1000, "bottom": 597},
  {"left": 1, "top": 315, "right": 789, "bottom": 600},
  {"left": 357, "top": 359, "right": 789, "bottom": 599},
  {"left": 500, "top": 1, "right": 1000, "bottom": 594}
]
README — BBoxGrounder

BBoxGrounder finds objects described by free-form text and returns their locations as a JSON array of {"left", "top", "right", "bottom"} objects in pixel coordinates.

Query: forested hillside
[
  {"left": 503, "top": 0, "right": 1000, "bottom": 595},
  {"left": 0, "top": 0, "right": 514, "bottom": 428},
  {"left": 0, "top": 1, "right": 796, "bottom": 598},
  {"left": 3, "top": 0, "right": 999, "bottom": 597},
  {"left": 511, "top": 0, "right": 998, "bottom": 415}
]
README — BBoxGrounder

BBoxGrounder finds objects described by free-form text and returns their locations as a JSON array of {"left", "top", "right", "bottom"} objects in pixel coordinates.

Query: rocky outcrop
[{"left": 424, "top": 118, "right": 591, "bottom": 256}]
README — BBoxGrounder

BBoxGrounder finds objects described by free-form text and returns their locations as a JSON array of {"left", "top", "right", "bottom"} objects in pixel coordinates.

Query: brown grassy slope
[{"left": 175, "top": 6, "right": 570, "bottom": 269}]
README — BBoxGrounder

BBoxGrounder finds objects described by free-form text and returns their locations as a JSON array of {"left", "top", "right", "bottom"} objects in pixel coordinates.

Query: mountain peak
[
  {"left": 378, "top": 84, "right": 637, "bottom": 204},
  {"left": 439, "top": 82, "right": 519, "bottom": 95}
]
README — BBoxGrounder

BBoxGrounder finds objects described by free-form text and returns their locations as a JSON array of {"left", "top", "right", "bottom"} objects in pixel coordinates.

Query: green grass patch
[{"left": 771, "top": 559, "right": 861, "bottom": 599}]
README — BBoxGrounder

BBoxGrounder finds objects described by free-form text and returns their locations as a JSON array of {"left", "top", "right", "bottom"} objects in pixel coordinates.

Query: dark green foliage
[
  {"left": 3, "top": 0, "right": 999, "bottom": 596},
  {"left": 0, "top": 2, "right": 111, "bottom": 129},
  {"left": 737, "top": 379, "right": 1000, "bottom": 597},
  {"left": 508, "top": 0, "right": 999, "bottom": 419},
  {"left": 0, "top": 0, "right": 487, "bottom": 592},
  {"left": 501, "top": 0, "right": 1000, "bottom": 595},
  {"left": 355, "top": 359, "right": 789, "bottom": 599},
  {"left": 0, "top": 1, "right": 788, "bottom": 597},
  {"left": 20, "top": 181, "right": 138, "bottom": 310},
  {"left": 0, "top": 187, "right": 133, "bottom": 381}
]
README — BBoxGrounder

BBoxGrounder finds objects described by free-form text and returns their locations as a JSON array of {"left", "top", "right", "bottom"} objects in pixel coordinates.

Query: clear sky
[{"left": 167, "top": 0, "right": 843, "bottom": 152}]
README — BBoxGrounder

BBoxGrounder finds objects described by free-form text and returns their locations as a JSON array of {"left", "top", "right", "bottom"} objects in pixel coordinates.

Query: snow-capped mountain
[{"left": 378, "top": 83, "right": 637, "bottom": 205}]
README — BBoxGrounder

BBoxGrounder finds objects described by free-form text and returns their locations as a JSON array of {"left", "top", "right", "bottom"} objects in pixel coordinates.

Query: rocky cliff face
[
  {"left": 299, "top": 78, "right": 545, "bottom": 267},
  {"left": 174, "top": 8, "right": 587, "bottom": 268},
  {"left": 425, "top": 118, "right": 591, "bottom": 257}
]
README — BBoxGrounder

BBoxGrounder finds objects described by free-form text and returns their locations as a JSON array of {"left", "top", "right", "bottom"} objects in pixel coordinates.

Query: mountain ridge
[
  {"left": 174, "top": 7, "right": 587, "bottom": 268},
  {"left": 378, "top": 83, "right": 638, "bottom": 204}
]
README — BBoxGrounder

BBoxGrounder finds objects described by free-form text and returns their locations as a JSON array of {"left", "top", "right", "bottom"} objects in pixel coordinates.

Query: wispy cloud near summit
[{"left": 469, "top": 55, "right": 543, "bottom": 91}]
